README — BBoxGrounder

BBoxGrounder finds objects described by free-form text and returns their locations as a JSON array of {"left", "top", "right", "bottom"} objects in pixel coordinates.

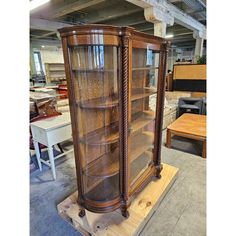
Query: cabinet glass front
[
  {"left": 130, "top": 47, "right": 160, "bottom": 189},
  {"left": 69, "top": 45, "right": 120, "bottom": 202}
]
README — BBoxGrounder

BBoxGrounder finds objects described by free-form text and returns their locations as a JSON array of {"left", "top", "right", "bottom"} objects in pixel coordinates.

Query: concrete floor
[{"left": 30, "top": 130, "right": 206, "bottom": 236}]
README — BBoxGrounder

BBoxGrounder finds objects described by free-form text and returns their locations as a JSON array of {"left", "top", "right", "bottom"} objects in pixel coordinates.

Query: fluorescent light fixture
[
  {"left": 165, "top": 34, "right": 174, "bottom": 39},
  {"left": 30, "top": 0, "right": 50, "bottom": 11}
]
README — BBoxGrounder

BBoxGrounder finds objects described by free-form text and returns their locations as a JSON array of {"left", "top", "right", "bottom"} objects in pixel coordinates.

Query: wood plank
[
  {"left": 173, "top": 64, "right": 206, "bottom": 80},
  {"left": 57, "top": 163, "right": 179, "bottom": 236}
]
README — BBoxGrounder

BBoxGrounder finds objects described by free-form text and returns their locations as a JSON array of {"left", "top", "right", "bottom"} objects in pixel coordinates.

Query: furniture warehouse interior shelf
[
  {"left": 78, "top": 88, "right": 157, "bottom": 109},
  {"left": 83, "top": 131, "right": 154, "bottom": 178},
  {"left": 80, "top": 110, "right": 155, "bottom": 145}
]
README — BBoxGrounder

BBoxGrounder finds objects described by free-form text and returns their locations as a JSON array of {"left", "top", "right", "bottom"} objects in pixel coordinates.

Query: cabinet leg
[
  {"left": 202, "top": 140, "right": 206, "bottom": 158},
  {"left": 121, "top": 208, "right": 129, "bottom": 218},
  {"left": 121, "top": 202, "right": 130, "bottom": 218},
  {"left": 47, "top": 146, "right": 56, "bottom": 180},
  {"left": 166, "top": 129, "right": 172, "bottom": 148},
  {"left": 78, "top": 208, "right": 86, "bottom": 218},
  {"left": 155, "top": 164, "right": 163, "bottom": 179}
]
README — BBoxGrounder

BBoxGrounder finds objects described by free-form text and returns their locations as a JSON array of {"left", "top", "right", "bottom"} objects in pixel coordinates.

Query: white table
[{"left": 30, "top": 113, "right": 73, "bottom": 180}]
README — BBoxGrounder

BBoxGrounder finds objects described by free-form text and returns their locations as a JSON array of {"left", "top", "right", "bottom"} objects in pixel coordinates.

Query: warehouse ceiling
[{"left": 30, "top": 0, "right": 206, "bottom": 49}]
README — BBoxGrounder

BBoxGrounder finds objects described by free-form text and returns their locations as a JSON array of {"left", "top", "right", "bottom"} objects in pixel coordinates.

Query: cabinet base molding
[{"left": 57, "top": 163, "right": 178, "bottom": 236}]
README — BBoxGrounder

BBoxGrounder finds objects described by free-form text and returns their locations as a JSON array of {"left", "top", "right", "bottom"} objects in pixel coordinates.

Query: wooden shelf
[
  {"left": 78, "top": 88, "right": 157, "bottom": 109},
  {"left": 131, "top": 88, "right": 157, "bottom": 102},
  {"left": 80, "top": 111, "right": 155, "bottom": 146},
  {"left": 72, "top": 68, "right": 114, "bottom": 72},
  {"left": 83, "top": 149, "right": 120, "bottom": 178},
  {"left": 83, "top": 131, "right": 154, "bottom": 178},
  {"left": 130, "top": 110, "right": 155, "bottom": 134},
  {"left": 132, "top": 67, "right": 159, "bottom": 71},
  {"left": 80, "top": 124, "right": 119, "bottom": 146}
]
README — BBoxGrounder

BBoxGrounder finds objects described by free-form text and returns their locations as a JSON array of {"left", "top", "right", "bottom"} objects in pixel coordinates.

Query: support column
[
  {"left": 193, "top": 30, "right": 205, "bottom": 62},
  {"left": 194, "top": 37, "right": 204, "bottom": 59},
  {"left": 154, "top": 21, "right": 167, "bottom": 38},
  {"left": 30, "top": 45, "right": 36, "bottom": 75}
]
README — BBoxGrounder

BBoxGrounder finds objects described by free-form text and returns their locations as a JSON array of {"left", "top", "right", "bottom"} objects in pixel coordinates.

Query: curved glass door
[
  {"left": 130, "top": 47, "right": 160, "bottom": 190},
  {"left": 69, "top": 45, "right": 120, "bottom": 202}
]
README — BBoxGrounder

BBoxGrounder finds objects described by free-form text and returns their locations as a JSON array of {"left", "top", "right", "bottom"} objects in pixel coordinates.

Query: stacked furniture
[
  {"left": 29, "top": 92, "right": 59, "bottom": 120},
  {"left": 59, "top": 24, "right": 168, "bottom": 217}
]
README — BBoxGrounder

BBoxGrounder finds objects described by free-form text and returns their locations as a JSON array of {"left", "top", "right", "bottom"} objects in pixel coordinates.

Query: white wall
[{"left": 33, "top": 46, "right": 64, "bottom": 74}]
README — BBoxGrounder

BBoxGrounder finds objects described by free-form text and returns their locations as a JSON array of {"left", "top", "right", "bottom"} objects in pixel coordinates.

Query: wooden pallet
[{"left": 57, "top": 163, "right": 178, "bottom": 236}]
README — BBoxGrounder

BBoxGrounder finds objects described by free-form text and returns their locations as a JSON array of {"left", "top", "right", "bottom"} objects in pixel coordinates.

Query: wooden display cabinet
[{"left": 59, "top": 25, "right": 168, "bottom": 218}]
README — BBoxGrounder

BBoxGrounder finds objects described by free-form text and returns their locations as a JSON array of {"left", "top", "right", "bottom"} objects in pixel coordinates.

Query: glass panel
[
  {"left": 130, "top": 47, "right": 160, "bottom": 188},
  {"left": 70, "top": 45, "right": 120, "bottom": 202}
]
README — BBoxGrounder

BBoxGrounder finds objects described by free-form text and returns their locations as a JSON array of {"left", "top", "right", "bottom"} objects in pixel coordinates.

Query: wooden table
[
  {"left": 166, "top": 113, "right": 206, "bottom": 158},
  {"left": 30, "top": 113, "right": 73, "bottom": 180}
]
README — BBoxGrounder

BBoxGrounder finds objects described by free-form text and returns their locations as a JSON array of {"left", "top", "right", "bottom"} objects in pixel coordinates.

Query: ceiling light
[
  {"left": 41, "top": 45, "right": 45, "bottom": 48},
  {"left": 165, "top": 34, "right": 174, "bottom": 39},
  {"left": 30, "top": 0, "right": 50, "bottom": 11}
]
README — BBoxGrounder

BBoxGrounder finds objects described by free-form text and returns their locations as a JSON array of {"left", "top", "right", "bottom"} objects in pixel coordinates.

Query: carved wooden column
[
  {"left": 119, "top": 33, "right": 130, "bottom": 218},
  {"left": 153, "top": 42, "right": 169, "bottom": 178}
]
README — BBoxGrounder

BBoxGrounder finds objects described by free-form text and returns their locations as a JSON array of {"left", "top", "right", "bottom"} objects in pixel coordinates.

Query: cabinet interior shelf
[
  {"left": 83, "top": 131, "right": 154, "bottom": 178},
  {"left": 132, "top": 67, "right": 159, "bottom": 71},
  {"left": 72, "top": 67, "right": 158, "bottom": 72},
  {"left": 80, "top": 110, "right": 155, "bottom": 145},
  {"left": 78, "top": 88, "right": 157, "bottom": 109},
  {"left": 72, "top": 68, "right": 115, "bottom": 72}
]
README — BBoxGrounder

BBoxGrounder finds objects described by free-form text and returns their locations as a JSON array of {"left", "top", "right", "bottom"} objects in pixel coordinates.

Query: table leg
[
  {"left": 33, "top": 140, "right": 42, "bottom": 171},
  {"left": 202, "top": 140, "right": 207, "bottom": 158},
  {"left": 166, "top": 129, "right": 172, "bottom": 148},
  {"left": 47, "top": 146, "right": 56, "bottom": 180}
]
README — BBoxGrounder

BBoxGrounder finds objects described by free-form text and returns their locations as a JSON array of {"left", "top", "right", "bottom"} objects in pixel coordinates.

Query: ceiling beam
[
  {"left": 126, "top": 0, "right": 206, "bottom": 38},
  {"left": 30, "top": 18, "right": 72, "bottom": 32},
  {"left": 99, "top": 11, "right": 146, "bottom": 26},
  {"left": 31, "top": 39, "right": 62, "bottom": 47},
  {"left": 80, "top": 5, "right": 143, "bottom": 24},
  {"left": 51, "top": 0, "right": 106, "bottom": 19},
  {"left": 32, "top": 31, "right": 57, "bottom": 39}
]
